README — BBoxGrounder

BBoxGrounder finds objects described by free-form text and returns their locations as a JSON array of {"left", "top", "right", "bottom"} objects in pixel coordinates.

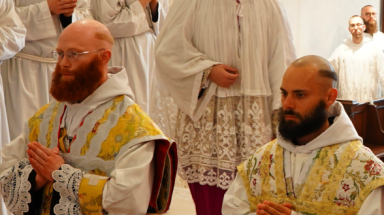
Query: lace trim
[
  {"left": 61, "top": 154, "right": 115, "bottom": 176},
  {"left": 53, "top": 164, "right": 84, "bottom": 215},
  {"left": 176, "top": 96, "right": 272, "bottom": 189},
  {"left": 0, "top": 159, "right": 33, "bottom": 214}
]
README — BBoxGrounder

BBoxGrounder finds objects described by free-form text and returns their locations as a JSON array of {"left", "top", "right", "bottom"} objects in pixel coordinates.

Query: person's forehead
[
  {"left": 350, "top": 17, "right": 364, "bottom": 24},
  {"left": 363, "top": 6, "right": 376, "bottom": 13},
  {"left": 57, "top": 30, "right": 96, "bottom": 50},
  {"left": 282, "top": 65, "right": 320, "bottom": 89}
]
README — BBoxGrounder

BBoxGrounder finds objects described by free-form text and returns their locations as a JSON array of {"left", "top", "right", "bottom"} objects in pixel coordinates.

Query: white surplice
[
  {"left": 0, "top": 1, "right": 26, "bottom": 214},
  {"left": 222, "top": 102, "right": 384, "bottom": 215},
  {"left": 90, "top": 0, "right": 168, "bottom": 115},
  {"left": 364, "top": 31, "right": 384, "bottom": 52},
  {"left": 155, "top": 0, "right": 296, "bottom": 189},
  {"left": 1, "top": 0, "right": 89, "bottom": 140},
  {"left": 328, "top": 37, "right": 384, "bottom": 103}
]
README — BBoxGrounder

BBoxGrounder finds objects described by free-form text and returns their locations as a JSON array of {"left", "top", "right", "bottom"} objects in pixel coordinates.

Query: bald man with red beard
[{"left": 0, "top": 19, "right": 176, "bottom": 215}]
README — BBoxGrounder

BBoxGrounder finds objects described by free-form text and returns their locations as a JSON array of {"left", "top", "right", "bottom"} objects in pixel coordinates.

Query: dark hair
[{"left": 319, "top": 69, "right": 338, "bottom": 88}]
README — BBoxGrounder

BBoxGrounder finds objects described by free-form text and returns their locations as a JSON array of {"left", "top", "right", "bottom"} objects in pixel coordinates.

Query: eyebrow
[{"left": 280, "top": 88, "right": 308, "bottom": 93}]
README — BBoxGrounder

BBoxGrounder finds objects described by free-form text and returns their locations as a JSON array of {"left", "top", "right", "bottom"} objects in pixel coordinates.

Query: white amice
[{"left": 365, "top": 31, "right": 384, "bottom": 52}]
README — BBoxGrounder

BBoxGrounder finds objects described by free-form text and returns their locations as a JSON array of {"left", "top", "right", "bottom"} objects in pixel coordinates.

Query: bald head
[
  {"left": 290, "top": 55, "right": 337, "bottom": 89},
  {"left": 60, "top": 19, "right": 114, "bottom": 50}
]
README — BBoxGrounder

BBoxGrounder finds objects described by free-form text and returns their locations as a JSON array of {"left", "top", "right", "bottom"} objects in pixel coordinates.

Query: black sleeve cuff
[
  {"left": 151, "top": 3, "right": 159, "bottom": 23},
  {"left": 60, "top": 14, "right": 73, "bottom": 29},
  {"left": 26, "top": 170, "right": 44, "bottom": 215}
]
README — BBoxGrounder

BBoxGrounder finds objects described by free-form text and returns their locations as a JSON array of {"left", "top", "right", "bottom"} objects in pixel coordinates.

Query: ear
[
  {"left": 326, "top": 88, "right": 338, "bottom": 106},
  {"left": 100, "top": 50, "right": 112, "bottom": 64}
]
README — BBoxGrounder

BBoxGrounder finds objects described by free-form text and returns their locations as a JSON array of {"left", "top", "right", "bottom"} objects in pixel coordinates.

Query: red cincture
[{"left": 57, "top": 105, "right": 92, "bottom": 153}]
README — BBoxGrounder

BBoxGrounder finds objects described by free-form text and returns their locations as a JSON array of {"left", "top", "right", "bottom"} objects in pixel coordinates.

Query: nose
[
  {"left": 282, "top": 94, "right": 295, "bottom": 110},
  {"left": 59, "top": 53, "right": 71, "bottom": 68}
]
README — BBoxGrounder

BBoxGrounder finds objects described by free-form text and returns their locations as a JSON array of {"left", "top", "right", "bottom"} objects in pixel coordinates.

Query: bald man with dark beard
[
  {"left": 0, "top": 19, "right": 176, "bottom": 215},
  {"left": 222, "top": 55, "right": 384, "bottom": 215}
]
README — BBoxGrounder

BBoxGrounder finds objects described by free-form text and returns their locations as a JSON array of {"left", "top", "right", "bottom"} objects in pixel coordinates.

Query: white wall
[{"left": 280, "top": 0, "right": 381, "bottom": 58}]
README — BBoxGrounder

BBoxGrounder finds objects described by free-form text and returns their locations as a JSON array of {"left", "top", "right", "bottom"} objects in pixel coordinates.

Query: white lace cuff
[
  {"left": 53, "top": 164, "right": 85, "bottom": 215},
  {"left": 0, "top": 158, "right": 33, "bottom": 214}
]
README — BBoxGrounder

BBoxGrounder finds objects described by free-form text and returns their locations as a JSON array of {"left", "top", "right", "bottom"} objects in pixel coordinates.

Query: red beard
[
  {"left": 364, "top": 18, "right": 378, "bottom": 34},
  {"left": 50, "top": 56, "right": 104, "bottom": 103}
]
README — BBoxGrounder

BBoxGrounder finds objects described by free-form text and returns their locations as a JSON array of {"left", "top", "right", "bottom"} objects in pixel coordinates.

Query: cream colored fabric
[
  {"left": 329, "top": 37, "right": 384, "bottom": 103},
  {"left": 1, "top": 0, "right": 89, "bottom": 140}
]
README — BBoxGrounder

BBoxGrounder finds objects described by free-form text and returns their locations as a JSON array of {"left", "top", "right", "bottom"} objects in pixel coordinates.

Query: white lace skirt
[{"left": 175, "top": 95, "right": 272, "bottom": 189}]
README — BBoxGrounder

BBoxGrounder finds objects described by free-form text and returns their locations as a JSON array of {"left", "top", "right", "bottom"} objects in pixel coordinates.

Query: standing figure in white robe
[
  {"left": 361, "top": 5, "right": 384, "bottom": 52},
  {"left": 1, "top": 0, "right": 89, "bottom": 140},
  {"left": 329, "top": 16, "right": 384, "bottom": 103},
  {"left": 155, "top": 0, "right": 296, "bottom": 214},
  {"left": 90, "top": 0, "right": 168, "bottom": 115},
  {"left": 0, "top": 1, "right": 25, "bottom": 214}
]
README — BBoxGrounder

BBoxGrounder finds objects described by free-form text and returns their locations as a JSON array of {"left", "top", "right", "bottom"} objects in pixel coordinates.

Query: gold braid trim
[
  {"left": 274, "top": 144, "right": 286, "bottom": 198},
  {"left": 80, "top": 95, "right": 124, "bottom": 155},
  {"left": 322, "top": 141, "right": 362, "bottom": 203},
  {"left": 237, "top": 163, "right": 256, "bottom": 211},
  {"left": 300, "top": 144, "right": 340, "bottom": 201},
  {"left": 28, "top": 103, "right": 50, "bottom": 142},
  {"left": 46, "top": 102, "right": 61, "bottom": 148},
  {"left": 260, "top": 141, "right": 275, "bottom": 197}
]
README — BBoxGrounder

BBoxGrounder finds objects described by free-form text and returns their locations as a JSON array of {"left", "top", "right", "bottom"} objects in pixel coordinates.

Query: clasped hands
[
  {"left": 48, "top": 0, "right": 77, "bottom": 17},
  {"left": 256, "top": 201, "right": 293, "bottom": 215},
  {"left": 27, "top": 142, "right": 64, "bottom": 190}
]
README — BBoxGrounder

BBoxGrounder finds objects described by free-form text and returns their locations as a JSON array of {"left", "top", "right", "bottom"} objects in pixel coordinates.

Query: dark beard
[
  {"left": 364, "top": 19, "right": 378, "bottom": 35},
  {"left": 278, "top": 100, "right": 328, "bottom": 144},
  {"left": 50, "top": 56, "right": 104, "bottom": 103}
]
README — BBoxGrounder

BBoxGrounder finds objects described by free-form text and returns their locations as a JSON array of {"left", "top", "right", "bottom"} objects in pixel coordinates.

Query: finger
[
  {"left": 52, "top": 147, "right": 60, "bottom": 155},
  {"left": 59, "top": 3, "right": 77, "bottom": 9},
  {"left": 29, "top": 157, "right": 45, "bottom": 172},
  {"left": 33, "top": 142, "right": 54, "bottom": 157},
  {"left": 27, "top": 149, "right": 46, "bottom": 165},
  {"left": 60, "top": 0, "right": 77, "bottom": 4},
  {"left": 264, "top": 201, "right": 291, "bottom": 214},
  {"left": 261, "top": 205, "right": 280, "bottom": 215},
  {"left": 282, "top": 202, "right": 293, "bottom": 209},
  {"left": 59, "top": 9, "right": 75, "bottom": 14},
  {"left": 223, "top": 65, "right": 239, "bottom": 73}
]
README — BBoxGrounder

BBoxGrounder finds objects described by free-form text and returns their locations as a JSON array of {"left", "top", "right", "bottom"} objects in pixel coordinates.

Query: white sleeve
[
  {"left": 151, "top": 0, "right": 167, "bottom": 35},
  {"left": 0, "top": 0, "right": 25, "bottom": 60},
  {"left": 15, "top": 1, "right": 57, "bottom": 41},
  {"left": 375, "top": 49, "right": 384, "bottom": 92},
  {"left": 102, "top": 141, "right": 154, "bottom": 214},
  {"left": 357, "top": 186, "right": 384, "bottom": 215},
  {"left": 222, "top": 173, "right": 255, "bottom": 215},
  {"left": 90, "top": 0, "right": 150, "bottom": 38},
  {"left": 0, "top": 134, "right": 32, "bottom": 214},
  {"left": 52, "top": 141, "right": 155, "bottom": 215},
  {"left": 328, "top": 46, "right": 340, "bottom": 75},
  {"left": 71, "top": 0, "right": 90, "bottom": 22},
  {"left": 267, "top": 0, "right": 296, "bottom": 111},
  {"left": 155, "top": 0, "right": 221, "bottom": 119}
]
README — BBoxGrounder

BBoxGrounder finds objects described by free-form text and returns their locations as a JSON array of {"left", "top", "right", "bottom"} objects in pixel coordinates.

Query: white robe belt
[{"left": 15, "top": 52, "right": 57, "bottom": 64}]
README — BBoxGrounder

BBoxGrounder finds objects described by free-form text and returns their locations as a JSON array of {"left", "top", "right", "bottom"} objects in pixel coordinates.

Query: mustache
[{"left": 283, "top": 109, "right": 302, "bottom": 119}]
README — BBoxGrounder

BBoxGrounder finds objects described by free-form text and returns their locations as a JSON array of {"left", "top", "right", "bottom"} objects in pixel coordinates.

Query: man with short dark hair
[
  {"left": 222, "top": 55, "right": 384, "bottom": 215},
  {"left": 361, "top": 5, "right": 384, "bottom": 51},
  {"left": 329, "top": 15, "right": 384, "bottom": 102},
  {"left": 0, "top": 19, "right": 176, "bottom": 215}
]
